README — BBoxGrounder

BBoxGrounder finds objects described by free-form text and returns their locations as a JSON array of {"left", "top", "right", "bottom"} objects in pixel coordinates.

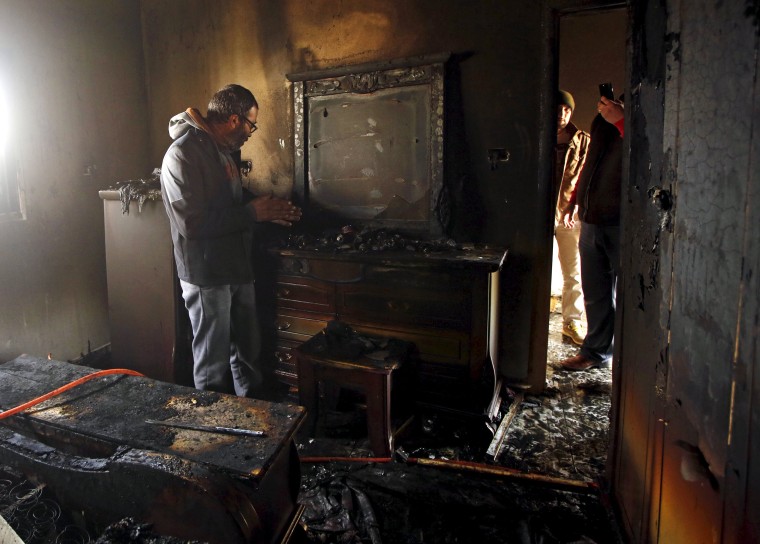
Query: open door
[
  {"left": 612, "top": 1, "right": 760, "bottom": 541},
  {"left": 549, "top": 7, "right": 627, "bottom": 367}
]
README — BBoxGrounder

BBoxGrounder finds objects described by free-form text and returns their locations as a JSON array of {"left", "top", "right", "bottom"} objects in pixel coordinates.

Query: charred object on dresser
[{"left": 279, "top": 225, "right": 459, "bottom": 254}]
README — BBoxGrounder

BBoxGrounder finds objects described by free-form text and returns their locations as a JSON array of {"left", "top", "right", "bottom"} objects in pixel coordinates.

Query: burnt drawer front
[
  {"left": 352, "top": 324, "right": 470, "bottom": 365},
  {"left": 275, "top": 312, "right": 329, "bottom": 343},
  {"left": 279, "top": 257, "right": 363, "bottom": 282},
  {"left": 273, "top": 338, "right": 303, "bottom": 386},
  {"left": 361, "top": 266, "right": 473, "bottom": 290},
  {"left": 276, "top": 276, "right": 334, "bottom": 313},
  {"left": 338, "top": 284, "right": 470, "bottom": 329}
]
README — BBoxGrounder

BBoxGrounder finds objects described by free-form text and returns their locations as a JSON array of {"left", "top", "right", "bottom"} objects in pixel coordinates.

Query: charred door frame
[
  {"left": 542, "top": 0, "right": 638, "bottom": 531},
  {"left": 544, "top": 2, "right": 666, "bottom": 539},
  {"left": 609, "top": 2, "right": 667, "bottom": 540},
  {"left": 528, "top": 0, "right": 628, "bottom": 396}
]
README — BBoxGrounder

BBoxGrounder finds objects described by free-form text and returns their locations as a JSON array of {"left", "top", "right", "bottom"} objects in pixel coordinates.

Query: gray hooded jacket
[{"left": 160, "top": 109, "right": 257, "bottom": 286}]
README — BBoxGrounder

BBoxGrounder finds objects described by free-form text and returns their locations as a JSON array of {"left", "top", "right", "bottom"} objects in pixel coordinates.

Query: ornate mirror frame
[{"left": 287, "top": 53, "right": 450, "bottom": 237}]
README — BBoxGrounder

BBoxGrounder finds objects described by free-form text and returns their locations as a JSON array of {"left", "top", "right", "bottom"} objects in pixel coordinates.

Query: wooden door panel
[
  {"left": 616, "top": 1, "right": 760, "bottom": 542},
  {"left": 658, "top": 1, "right": 757, "bottom": 541}
]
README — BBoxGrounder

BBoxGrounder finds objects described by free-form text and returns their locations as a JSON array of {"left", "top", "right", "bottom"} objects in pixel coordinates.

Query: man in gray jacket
[{"left": 160, "top": 84, "right": 301, "bottom": 397}]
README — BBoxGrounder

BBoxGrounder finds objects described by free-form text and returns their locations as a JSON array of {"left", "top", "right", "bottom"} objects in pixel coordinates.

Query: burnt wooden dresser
[{"left": 257, "top": 248, "right": 506, "bottom": 413}]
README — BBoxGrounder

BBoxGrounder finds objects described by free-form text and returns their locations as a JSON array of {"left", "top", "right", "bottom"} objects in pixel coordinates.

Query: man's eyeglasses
[{"left": 238, "top": 114, "right": 258, "bottom": 134}]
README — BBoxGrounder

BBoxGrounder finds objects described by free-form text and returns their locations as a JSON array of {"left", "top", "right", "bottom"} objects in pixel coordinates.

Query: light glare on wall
[{"left": 0, "top": 78, "right": 9, "bottom": 154}]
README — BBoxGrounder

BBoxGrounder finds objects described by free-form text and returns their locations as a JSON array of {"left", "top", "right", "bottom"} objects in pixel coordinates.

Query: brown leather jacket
[{"left": 554, "top": 122, "right": 591, "bottom": 226}]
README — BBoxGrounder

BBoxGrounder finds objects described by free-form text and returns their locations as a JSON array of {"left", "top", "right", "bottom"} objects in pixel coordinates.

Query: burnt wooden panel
[
  {"left": 657, "top": 2, "right": 759, "bottom": 542},
  {"left": 723, "top": 27, "right": 760, "bottom": 544},
  {"left": 615, "top": 1, "right": 760, "bottom": 542}
]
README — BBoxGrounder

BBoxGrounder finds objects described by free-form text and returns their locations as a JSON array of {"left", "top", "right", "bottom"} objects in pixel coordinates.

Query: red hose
[
  {"left": 0, "top": 368, "right": 145, "bottom": 420},
  {"left": 299, "top": 454, "right": 596, "bottom": 492},
  {"left": 406, "top": 456, "right": 598, "bottom": 491},
  {"left": 300, "top": 456, "right": 393, "bottom": 463}
]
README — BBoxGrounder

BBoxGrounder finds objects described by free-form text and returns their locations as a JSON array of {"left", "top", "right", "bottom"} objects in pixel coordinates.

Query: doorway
[{"left": 546, "top": 7, "right": 627, "bottom": 370}]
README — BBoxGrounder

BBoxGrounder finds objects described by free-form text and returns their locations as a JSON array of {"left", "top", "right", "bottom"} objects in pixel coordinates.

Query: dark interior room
[{"left": 0, "top": 1, "right": 758, "bottom": 543}]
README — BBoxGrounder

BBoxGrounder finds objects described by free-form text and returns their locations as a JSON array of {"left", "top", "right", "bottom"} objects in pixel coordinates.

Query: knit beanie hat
[{"left": 558, "top": 90, "right": 575, "bottom": 111}]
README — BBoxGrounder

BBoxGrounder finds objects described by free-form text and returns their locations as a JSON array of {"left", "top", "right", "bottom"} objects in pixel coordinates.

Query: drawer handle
[
  {"left": 277, "top": 321, "right": 292, "bottom": 331},
  {"left": 278, "top": 288, "right": 291, "bottom": 297},
  {"left": 387, "top": 300, "right": 411, "bottom": 312},
  {"left": 275, "top": 351, "right": 293, "bottom": 362}
]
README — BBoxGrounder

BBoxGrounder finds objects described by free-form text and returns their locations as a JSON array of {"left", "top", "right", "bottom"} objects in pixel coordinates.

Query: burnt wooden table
[
  {"left": 294, "top": 331, "right": 412, "bottom": 456},
  {"left": 0, "top": 355, "right": 306, "bottom": 544}
]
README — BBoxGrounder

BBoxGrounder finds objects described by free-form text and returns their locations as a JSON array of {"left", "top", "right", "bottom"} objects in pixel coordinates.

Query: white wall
[{"left": 0, "top": 0, "right": 150, "bottom": 362}]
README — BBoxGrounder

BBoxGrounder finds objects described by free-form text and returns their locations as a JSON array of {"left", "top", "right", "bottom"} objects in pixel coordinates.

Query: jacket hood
[{"left": 168, "top": 108, "right": 209, "bottom": 140}]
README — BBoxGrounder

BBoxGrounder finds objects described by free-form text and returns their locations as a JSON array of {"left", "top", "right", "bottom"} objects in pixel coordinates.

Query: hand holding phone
[{"left": 599, "top": 83, "right": 614, "bottom": 100}]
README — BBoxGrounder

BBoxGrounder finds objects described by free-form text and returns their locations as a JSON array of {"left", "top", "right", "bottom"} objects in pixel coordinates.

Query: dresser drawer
[
  {"left": 279, "top": 257, "right": 363, "bottom": 282},
  {"left": 274, "top": 311, "right": 330, "bottom": 343},
  {"left": 276, "top": 275, "right": 335, "bottom": 313},
  {"left": 273, "top": 338, "right": 302, "bottom": 386},
  {"left": 337, "top": 283, "right": 471, "bottom": 329}
]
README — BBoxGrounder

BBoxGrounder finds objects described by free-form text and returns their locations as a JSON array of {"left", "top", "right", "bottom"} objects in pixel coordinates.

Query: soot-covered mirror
[{"left": 288, "top": 54, "right": 449, "bottom": 237}]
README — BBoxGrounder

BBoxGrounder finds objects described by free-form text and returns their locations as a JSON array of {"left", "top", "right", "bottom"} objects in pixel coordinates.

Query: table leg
[
  {"left": 296, "top": 358, "right": 318, "bottom": 436},
  {"left": 365, "top": 372, "right": 392, "bottom": 457}
]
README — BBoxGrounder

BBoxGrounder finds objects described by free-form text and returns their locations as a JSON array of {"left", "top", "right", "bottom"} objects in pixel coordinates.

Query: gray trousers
[
  {"left": 180, "top": 280, "right": 263, "bottom": 397},
  {"left": 579, "top": 223, "right": 620, "bottom": 365}
]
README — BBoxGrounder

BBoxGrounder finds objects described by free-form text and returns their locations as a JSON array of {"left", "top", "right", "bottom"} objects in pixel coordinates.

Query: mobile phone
[{"left": 599, "top": 83, "right": 615, "bottom": 100}]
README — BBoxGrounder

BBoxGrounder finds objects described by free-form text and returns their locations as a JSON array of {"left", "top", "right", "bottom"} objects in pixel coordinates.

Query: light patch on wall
[
  {"left": 0, "top": 77, "right": 9, "bottom": 153},
  {"left": 287, "top": 7, "right": 392, "bottom": 58},
  {"left": 0, "top": 71, "right": 23, "bottom": 220}
]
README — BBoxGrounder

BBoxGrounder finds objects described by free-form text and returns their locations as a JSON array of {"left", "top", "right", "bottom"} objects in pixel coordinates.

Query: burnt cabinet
[
  {"left": 100, "top": 190, "right": 176, "bottom": 383},
  {"left": 262, "top": 249, "right": 505, "bottom": 412},
  {"left": 99, "top": 190, "right": 193, "bottom": 387}
]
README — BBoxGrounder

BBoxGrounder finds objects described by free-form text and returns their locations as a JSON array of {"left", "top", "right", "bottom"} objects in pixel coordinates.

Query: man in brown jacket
[{"left": 554, "top": 90, "right": 591, "bottom": 345}]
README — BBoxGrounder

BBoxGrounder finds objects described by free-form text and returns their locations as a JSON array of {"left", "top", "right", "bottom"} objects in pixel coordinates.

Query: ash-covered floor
[
  {"left": 0, "top": 304, "right": 619, "bottom": 543},
  {"left": 293, "top": 305, "right": 620, "bottom": 543}
]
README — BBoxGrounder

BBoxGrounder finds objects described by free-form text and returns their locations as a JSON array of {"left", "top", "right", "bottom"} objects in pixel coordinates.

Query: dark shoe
[{"left": 559, "top": 354, "right": 609, "bottom": 372}]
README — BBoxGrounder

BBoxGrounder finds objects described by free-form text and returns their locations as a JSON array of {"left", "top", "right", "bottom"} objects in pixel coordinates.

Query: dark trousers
[
  {"left": 579, "top": 223, "right": 620, "bottom": 365},
  {"left": 180, "top": 280, "right": 263, "bottom": 397}
]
